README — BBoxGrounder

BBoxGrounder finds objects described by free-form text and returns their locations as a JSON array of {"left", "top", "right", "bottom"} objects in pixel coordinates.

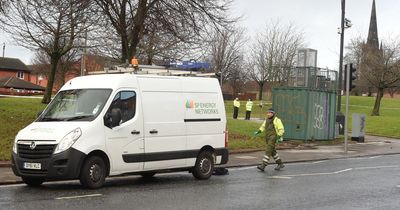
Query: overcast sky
[
  {"left": 1, "top": 0, "right": 400, "bottom": 70},
  {"left": 232, "top": 0, "right": 400, "bottom": 70}
]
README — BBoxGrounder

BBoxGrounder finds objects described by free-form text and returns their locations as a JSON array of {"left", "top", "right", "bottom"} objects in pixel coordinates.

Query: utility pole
[
  {"left": 337, "top": 0, "right": 345, "bottom": 112},
  {"left": 219, "top": 67, "right": 224, "bottom": 89},
  {"left": 80, "top": 31, "right": 87, "bottom": 76},
  {"left": 2, "top": 42, "right": 4, "bottom": 57},
  {"left": 336, "top": 0, "right": 352, "bottom": 142}
]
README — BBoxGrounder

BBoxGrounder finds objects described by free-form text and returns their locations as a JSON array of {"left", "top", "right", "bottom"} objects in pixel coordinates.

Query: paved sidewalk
[
  {"left": 226, "top": 135, "right": 400, "bottom": 167},
  {"left": 1, "top": 135, "right": 399, "bottom": 185}
]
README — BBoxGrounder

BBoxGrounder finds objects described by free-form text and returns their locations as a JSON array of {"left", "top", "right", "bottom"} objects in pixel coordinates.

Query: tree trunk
[
  {"left": 42, "top": 55, "right": 59, "bottom": 104},
  {"left": 371, "top": 87, "right": 384, "bottom": 116},
  {"left": 121, "top": 34, "right": 129, "bottom": 63},
  {"left": 127, "top": 0, "right": 148, "bottom": 62},
  {"left": 367, "top": 87, "right": 373, "bottom": 97},
  {"left": 258, "top": 82, "right": 264, "bottom": 100},
  {"left": 146, "top": 54, "right": 153, "bottom": 65},
  {"left": 388, "top": 88, "right": 395, "bottom": 98}
]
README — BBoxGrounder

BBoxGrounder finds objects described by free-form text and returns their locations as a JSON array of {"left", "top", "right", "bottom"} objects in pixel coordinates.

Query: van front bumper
[{"left": 11, "top": 148, "right": 86, "bottom": 180}]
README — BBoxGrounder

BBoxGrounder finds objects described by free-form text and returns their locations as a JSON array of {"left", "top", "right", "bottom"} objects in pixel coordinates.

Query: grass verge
[{"left": 0, "top": 97, "right": 46, "bottom": 160}]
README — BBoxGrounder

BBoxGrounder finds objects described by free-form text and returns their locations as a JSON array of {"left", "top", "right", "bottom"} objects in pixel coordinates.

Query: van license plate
[{"left": 23, "top": 162, "right": 41, "bottom": 170}]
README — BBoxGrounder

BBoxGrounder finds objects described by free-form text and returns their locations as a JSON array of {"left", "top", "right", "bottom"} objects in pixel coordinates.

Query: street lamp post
[
  {"left": 337, "top": 0, "right": 352, "bottom": 153},
  {"left": 338, "top": 0, "right": 346, "bottom": 112},
  {"left": 338, "top": 0, "right": 352, "bottom": 112}
]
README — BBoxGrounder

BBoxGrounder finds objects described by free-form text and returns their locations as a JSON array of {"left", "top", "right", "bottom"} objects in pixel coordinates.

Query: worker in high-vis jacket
[
  {"left": 245, "top": 99, "right": 253, "bottom": 120},
  {"left": 131, "top": 57, "right": 139, "bottom": 71},
  {"left": 233, "top": 98, "right": 240, "bottom": 119},
  {"left": 254, "top": 108, "right": 285, "bottom": 171}
]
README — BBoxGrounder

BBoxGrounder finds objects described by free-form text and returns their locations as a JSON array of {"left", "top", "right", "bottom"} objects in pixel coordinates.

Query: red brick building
[
  {"left": 0, "top": 57, "right": 32, "bottom": 82},
  {"left": 0, "top": 57, "right": 46, "bottom": 94},
  {"left": 29, "top": 54, "right": 119, "bottom": 93},
  {"left": 0, "top": 76, "right": 45, "bottom": 95}
]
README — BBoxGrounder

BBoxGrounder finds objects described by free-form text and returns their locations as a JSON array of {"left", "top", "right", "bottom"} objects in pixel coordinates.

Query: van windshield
[{"left": 37, "top": 89, "right": 112, "bottom": 122}]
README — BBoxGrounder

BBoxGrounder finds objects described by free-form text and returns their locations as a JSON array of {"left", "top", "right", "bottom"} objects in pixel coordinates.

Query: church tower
[{"left": 367, "top": 0, "right": 379, "bottom": 49}]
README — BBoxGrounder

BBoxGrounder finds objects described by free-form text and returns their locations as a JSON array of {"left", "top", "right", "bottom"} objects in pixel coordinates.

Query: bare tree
[
  {"left": 0, "top": 0, "right": 8, "bottom": 14},
  {"left": 387, "top": 85, "right": 400, "bottom": 98},
  {"left": 31, "top": 49, "right": 80, "bottom": 90},
  {"left": 136, "top": 20, "right": 202, "bottom": 65},
  {"left": 209, "top": 27, "right": 247, "bottom": 88},
  {"left": 227, "top": 56, "right": 248, "bottom": 96},
  {"left": 93, "top": 0, "right": 234, "bottom": 63},
  {"left": 249, "top": 20, "right": 304, "bottom": 100},
  {"left": 345, "top": 36, "right": 375, "bottom": 96},
  {"left": 1, "top": 0, "right": 91, "bottom": 103},
  {"left": 360, "top": 39, "right": 400, "bottom": 116}
]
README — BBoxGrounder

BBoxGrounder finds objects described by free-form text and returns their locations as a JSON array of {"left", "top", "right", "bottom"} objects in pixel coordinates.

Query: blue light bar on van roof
[{"left": 168, "top": 60, "right": 210, "bottom": 71}]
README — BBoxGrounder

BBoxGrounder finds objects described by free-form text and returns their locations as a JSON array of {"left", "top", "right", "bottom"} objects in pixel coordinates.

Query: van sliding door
[{"left": 138, "top": 77, "right": 186, "bottom": 170}]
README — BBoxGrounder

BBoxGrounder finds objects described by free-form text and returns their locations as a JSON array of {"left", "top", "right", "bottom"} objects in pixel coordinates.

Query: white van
[{"left": 11, "top": 74, "right": 228, "bottom": 188}]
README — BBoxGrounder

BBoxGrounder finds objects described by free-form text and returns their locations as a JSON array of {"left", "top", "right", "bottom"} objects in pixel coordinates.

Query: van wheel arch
[
  {"left": 199, "top": 145, "right": 215, "bottom": 155},
  {"left": 199, "top": 146, "right": 216, "bottom": 161}
]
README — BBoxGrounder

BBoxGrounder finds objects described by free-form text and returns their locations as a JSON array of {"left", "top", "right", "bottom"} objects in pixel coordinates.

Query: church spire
[{"left": 367, "top": 0, "right": 379, "bottom": 49}]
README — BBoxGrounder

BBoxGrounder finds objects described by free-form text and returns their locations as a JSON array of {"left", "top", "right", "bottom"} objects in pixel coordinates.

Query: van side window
[{"left": 107, "top": 91, "right": 136, "bottom": 124}]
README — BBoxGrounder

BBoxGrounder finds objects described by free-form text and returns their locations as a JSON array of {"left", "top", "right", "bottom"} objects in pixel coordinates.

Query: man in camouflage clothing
[{"left": 254, "top": 108, "right": 285, "bottom": 171}]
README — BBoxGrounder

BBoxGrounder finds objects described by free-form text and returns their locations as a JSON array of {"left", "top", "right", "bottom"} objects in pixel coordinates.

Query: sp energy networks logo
[
  {"left": 185, "top": 100, "right": 195, "bottom": 108},
  {"left": 185, "top": 100, "right": 218, "bottom": 114}
]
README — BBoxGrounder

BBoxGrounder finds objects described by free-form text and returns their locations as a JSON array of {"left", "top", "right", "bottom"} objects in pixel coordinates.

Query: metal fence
[{"left": 287, "top": 67, "right": 338, "bottom": 92}]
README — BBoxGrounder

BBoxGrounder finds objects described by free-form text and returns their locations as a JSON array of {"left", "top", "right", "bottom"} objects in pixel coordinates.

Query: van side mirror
[{"left": 104, "top": 108, "right": 122, "bottom": 128}]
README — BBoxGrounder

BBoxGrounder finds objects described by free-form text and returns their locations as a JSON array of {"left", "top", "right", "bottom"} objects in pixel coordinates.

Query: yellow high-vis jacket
[
  {"left": 233, "top": 99, "right": 240, "bottom": 108},
  {"left": 258, "top": 117, "right": 285, "bottom": 137},
  {"left": 246, "top": 101, "right": 253, "bottom": 111}
]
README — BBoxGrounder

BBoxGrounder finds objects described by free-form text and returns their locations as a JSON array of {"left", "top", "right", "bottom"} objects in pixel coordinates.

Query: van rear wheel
[
  {"left": 192, "top": 151, "right": 214, "bottom": 180},
  {"left": 80, "top": 156, "right": 106, "bottom": 189},
  {"left": 22, "top": 177, "right": 44, "bottom": 187}
]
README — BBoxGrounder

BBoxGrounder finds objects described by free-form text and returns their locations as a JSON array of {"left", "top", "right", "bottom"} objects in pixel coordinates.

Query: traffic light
[{"left": 349, "top": 63, "right": 356, "bottom": 91}]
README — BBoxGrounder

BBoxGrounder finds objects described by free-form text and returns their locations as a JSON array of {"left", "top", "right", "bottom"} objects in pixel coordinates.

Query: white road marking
[
  {"left": 0, "top": 183, "right": 25, "bottom": 188},
  {"left": 354, "top": 165, "right": 398, "bottom": 170},
  {"left": 368, "top": 156, "right": 382, "bottom": 159},
  {"left": 312, "top": 160, "right": 326, "bottom": 164},
  {"left": 334, "top": 168, "right": 353, "bottom": 173},
  {"left": 55, "top": 194, "right": 102, "bottom": 200},
  {"left": 284, "top": 168, "right": 353, "bottom": 177},
  {"left": 270, "top": 165, "right": 399, "bottom": 179},
  {"left": 268, "top": 176, "right": 292, "bottom": 179}
]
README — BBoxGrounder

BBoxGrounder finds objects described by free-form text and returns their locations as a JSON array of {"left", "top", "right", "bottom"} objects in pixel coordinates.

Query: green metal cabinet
[{"left": 272, "top": 87, "right": 336, "bottom": 140}]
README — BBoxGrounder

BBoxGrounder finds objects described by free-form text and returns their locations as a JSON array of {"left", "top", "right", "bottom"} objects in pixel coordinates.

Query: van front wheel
[
  {"left": 192, "top": 151, "right": 214, "bottom": 180},
  {"left": 80, "top": 156, "right": 106, "bottom": 189}
]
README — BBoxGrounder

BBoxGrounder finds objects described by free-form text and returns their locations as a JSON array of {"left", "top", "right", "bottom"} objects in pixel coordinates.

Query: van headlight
[
  {"left": 12, "top": 138, "right": 18, "bottom": 154},
  {"left": 54, "top": 128, "right": 82, "bottom": 154}
]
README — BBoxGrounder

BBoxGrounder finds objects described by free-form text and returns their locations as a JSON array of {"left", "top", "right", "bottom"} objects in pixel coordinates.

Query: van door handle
[
  {"left": 149, "top": 129, "right": 158, "bottom": 134},
  {"left": 131, "top": 130, "right": 140, "bottom": 135}
]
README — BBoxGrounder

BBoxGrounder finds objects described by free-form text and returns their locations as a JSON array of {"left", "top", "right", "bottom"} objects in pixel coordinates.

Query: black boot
[
  {"left": 257, "top": 165, "right": 265, "bottom": 172},
  {"left": 274, "top": 164, "right": 285, "bottom": 171}
]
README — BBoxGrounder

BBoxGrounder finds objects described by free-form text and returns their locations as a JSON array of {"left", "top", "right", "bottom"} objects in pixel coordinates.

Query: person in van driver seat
[{"left": 121, "top": 99, "right": 135, "bottom": 123}]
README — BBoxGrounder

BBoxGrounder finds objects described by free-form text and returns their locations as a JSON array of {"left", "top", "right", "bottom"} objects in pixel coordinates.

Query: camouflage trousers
[{"left": 261, "top": 136, "right": 283, "bottom": 167}]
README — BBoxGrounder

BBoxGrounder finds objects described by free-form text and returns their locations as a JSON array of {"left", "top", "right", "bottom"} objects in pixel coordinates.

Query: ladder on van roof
[{"left": 87, "top": 65, "right": 216, "bottom": 77}]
